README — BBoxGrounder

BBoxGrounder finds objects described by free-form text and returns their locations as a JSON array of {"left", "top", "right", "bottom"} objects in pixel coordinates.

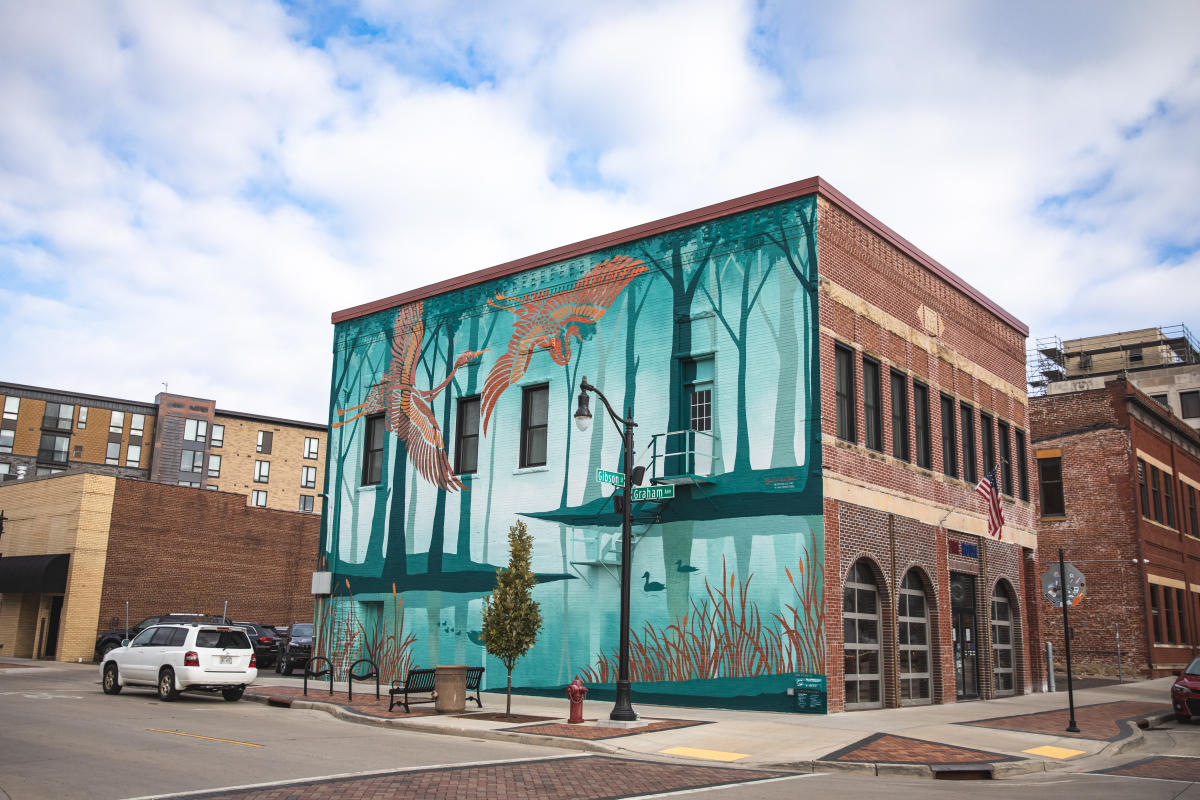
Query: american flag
[{"left": 975, "top": 467, "right": 1004, "bottom": 538}]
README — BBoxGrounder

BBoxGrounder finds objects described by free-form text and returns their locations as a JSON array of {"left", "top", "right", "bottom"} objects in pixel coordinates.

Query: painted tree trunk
[
  {"left": 770, "top": 265, "right": 798, "bottom": 468},
  {"left": 428, "top": 327, "right": 456, "bottom": 574}
]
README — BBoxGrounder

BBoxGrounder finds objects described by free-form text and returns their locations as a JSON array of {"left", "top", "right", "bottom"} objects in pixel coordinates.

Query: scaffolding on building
[{"left": 1028, "top": 324, "right": 1200, "bottom": 396}]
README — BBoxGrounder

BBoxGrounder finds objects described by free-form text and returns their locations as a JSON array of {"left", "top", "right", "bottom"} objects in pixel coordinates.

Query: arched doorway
[
  {"left": 898, "top": 570, "right": 932, "bottom": 705},
  {"left": 844, "top": 560, "right": 882, "bottom": 710},
  {"left": 991, "top": 582, "right": 1017, "bottom": 696}
]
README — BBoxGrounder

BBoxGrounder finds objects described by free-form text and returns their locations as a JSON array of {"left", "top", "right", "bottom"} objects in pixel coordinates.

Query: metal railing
[{"left": 646, "top": 429, "right": 719, "bottom": 481}]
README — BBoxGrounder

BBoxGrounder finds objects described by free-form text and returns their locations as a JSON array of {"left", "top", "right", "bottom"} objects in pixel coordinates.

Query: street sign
[
  {"left": 1042, "top": 562, "right": 1086, "bottom": 608},
  {"left": 631, "top": 485, "right": 675, "bottom": 502},
  {"left": 595, "top": 469, "right": 625, "bottom": 487}
]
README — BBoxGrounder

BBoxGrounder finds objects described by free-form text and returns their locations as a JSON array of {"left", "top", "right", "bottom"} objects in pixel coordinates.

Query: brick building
[
  {"left": 1031, "top": 377, "right": 1200, "bottom": 678},
  {"left": 318, "top": 177, "right": 1038, "bottom": 711},
  {"left": 0, "top": 383, "right": 326, "bottom": 515},
  {"left": 0, "top": 471, "right": 319, "bottom": 662}
]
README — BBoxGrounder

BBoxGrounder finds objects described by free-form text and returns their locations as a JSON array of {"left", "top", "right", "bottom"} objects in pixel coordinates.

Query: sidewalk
[{"left": 244, "top": 675, "right": 1176, "bottom": 778}]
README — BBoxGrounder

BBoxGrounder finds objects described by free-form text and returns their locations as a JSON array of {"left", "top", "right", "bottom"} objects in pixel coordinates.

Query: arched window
[
  {"left": 844, "top": 561, "right": 882, "bottom": 710},
  {"left": 991, "top": 583, "right": 1016, "bottom": 696},
  {"left": 898, "top": 570, "right": 931, "bottom": 705}
]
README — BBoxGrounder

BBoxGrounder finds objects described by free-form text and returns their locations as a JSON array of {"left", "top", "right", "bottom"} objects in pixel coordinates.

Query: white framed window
[
  {"left": 898, "top": 571, "right": 931, "bottom": 706},
  {"left": 298, "top": 495, "right": 315, "bottom": 513},
  {"left": 304, "top": 437, "right": 319, "bottom": 459},
  {"left": 251, "top": 490, "right": 267, "bottom": 507},
  {"left": 126, "top": 444, "right": 141, "bottom": 468},
  {"left": 208, "top": 454, "right": 221, "bottom": 478},
  {"left": 992, "top": 585, "right": 1016, "bottom": 696},
  {"left": 301, "top": 465, "right": 316, "bottom": 489},
  {"left": 109, "top": 411, "right": 125, "bottom": 434},
  {"left": 254, "top": 460, "right": 270, "bottom": 483},
  {"left": 844, "top": 560, "right": 883, "bottom": 710},
  {"left": 211, "top": 424, "right": 225, "bottom": 447},
  {"left": 257, "top": 430, "right": 273, "bottom": 454},
  {"left": 106, "top": 441, "right": 121, "bottom": 466},
  {"left": 184, "top": 418, "right": 208, "bottom": 443}
]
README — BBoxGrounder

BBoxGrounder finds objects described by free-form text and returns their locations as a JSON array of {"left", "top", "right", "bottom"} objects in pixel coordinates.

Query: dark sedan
[
  {"left": 276, "top": 622, "right": 314, "bottom": 675},
  {"left": 233, "top": 622, "right": 281, "bottom": 669}
]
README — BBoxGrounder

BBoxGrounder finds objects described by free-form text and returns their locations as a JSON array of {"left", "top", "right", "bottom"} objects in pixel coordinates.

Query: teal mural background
[{"left": 319, "top": 194, "right": 824, "bottom": 710}]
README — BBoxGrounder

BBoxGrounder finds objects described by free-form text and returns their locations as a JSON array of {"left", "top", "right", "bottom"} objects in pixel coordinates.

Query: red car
[{"left": 1172, "top": 658, "right": 1200, "bottom": 722}]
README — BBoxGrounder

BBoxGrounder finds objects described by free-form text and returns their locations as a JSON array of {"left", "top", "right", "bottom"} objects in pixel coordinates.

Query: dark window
[
  {"left": 1038, "top": 457, "right": 1065, "bottom": 516},
  {"left": 455, "top": 396, "right": 481, "bottom": 474},
  {"left": 1015, "top": 430, "right": 1029, "bottom": 501},
  {"left": 1130, "top": 347, "right": 1144, "bottom": 363},
  {"left": 1151, "top": 394, "right": 1169, "bottom": 407},
  {"left": 299, "top": 495, "right": 315, "bottom": 513},
  {"left": 520, "top": 384, "right": 549, "bottom": 468},
  {"left": 1165, "top": 587, "right": 1177, "bottom": 643},
  {"left": 980, "top": 413, "right": 995, "bottom": 476},
  {"left": 1182, "top": 391, "right": 1200, "bottom": 419},
  {"left": 195, "top": 630, "right": 252, "bottom": 650},
  {"left": 169, "top": 628, "right": 188, "bottom": 646},
  {"left": 1165, "top": 475, "right": 1176, "bottom": 528},
  {"left": 1189, "top": 486, "right": 1198, "bottom": 538},
  {"left": 835, "top": 344, "right": 856, "bottom": 442},
  {"left": 997, "top": 421, "right": 1013, "bottom": 495},
  {"left": 960, "top": 404, "right": 977, "bottom": 484},
  {"left": 42, "top": 402, "right": 73, "bottom": 431},
  {"left": 1151, "top": 466, "right": 1163, "bottom": 523},
  {"left": 685, "top": 358, "right": 714, "bottom": 433},
  {"left": 1179, "top": 587, "right": 1190, "bottom": 645},
  {"left": 913, "top": 382, "right": 930, "bottom": 469},
  {"left": 891, "top": 370, "right": 909, "bottom": 461},
  {"left": 863, "top": 357, "right": 882, "bottom": 452},
  {"left": 1151, "top": 584, "right": 1161, "bottom": 643},
  {"left": 149, "top": 627, "right": 176, "bottom": 646},
  {"left": 1138, "top": 460, "right": 1150, "bottom": 518},
  {"left": 940, "top": 394, "right": 957, "bottom": 477},
  {"left": 362, "top": 414, "right": 384, "bottom": 485},
  {"left": 39, "top": 433, "right": 70, "bottom": 464},
  {"left": 257, "top": 430, "right": 273, "bottom": 454}
]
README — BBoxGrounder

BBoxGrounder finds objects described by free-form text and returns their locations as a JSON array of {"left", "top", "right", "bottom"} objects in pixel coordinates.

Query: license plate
[{"left": 218, "top": 655, "right": 232, "bottom": 664}]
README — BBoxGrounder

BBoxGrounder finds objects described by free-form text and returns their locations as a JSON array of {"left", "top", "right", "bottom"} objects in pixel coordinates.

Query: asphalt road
[{"left": 2, "top": 661, "right": 1199, "bottom": 800}]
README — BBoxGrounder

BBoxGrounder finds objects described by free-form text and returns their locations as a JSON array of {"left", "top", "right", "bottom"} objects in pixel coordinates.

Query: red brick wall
[{"left": 97, "top": 480, "right": 319, "bottom": 632}]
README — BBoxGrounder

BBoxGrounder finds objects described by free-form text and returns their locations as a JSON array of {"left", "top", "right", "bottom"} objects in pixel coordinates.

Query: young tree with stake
[{"left": 480, "top": 519, "right": 543, "bottom": 718}]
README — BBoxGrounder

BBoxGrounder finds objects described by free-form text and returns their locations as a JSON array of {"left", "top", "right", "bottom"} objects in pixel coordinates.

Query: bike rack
[
  {"left": 303, "top": 656, "right": 333, "bottom": 697},
  {"left": 347, "top": 657, "right": 380, "bottom": 701}
]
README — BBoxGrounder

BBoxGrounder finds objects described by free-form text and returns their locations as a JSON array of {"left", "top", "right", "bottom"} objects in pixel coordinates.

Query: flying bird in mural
[
  {"left": 334, "top": 301, "right": 485, "bottom": 492},
  {"left": 480, "top": 254, "right": 647, "bottom": 434}
]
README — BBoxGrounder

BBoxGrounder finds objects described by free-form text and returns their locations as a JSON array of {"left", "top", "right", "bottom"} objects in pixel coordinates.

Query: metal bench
[
  {"left": 464, "top": 666, "right": 484, "bottom": 708},
  {"left": 388, "top": 667, "right": 436, "bottom": 713}
]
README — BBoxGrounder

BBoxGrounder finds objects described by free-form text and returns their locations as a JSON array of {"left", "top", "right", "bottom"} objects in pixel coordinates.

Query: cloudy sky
[{"left": 2, "top": 0, "right": 1197, "bottom": 421}]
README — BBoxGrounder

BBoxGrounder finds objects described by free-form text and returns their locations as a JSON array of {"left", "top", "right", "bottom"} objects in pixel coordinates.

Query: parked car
[
  {"left": 276, "top": 622, "right": 314, "bottom": 675},
  {"left": 100, "top": 623, "right": 257, "bottom": 701},
  {"left": 1172, "top": 658, "right": 1200, "bottom": 722},
  {"left": 93, "top": 614, "right": 231, "bottom": 661},
  {"left": 234, "top": 622, "right": 280, "bottom": 669}
]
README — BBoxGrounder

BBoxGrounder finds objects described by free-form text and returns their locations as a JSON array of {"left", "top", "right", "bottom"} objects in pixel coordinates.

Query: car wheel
[
  {"left": 100, "top": 641, "right": 119, "bottom": 659},
  {"left": 157, "top": 667, "right": 180, "bottom": 701},
  {"left": 222, "top": 687, "right": 244, "bottom": 702},
  {"left": 102, "top": 663, "right": 122, "bottom": 695}
]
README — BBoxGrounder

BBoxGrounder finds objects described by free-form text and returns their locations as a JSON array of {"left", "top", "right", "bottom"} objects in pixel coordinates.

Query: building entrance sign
[{"left": 793, "top": 673, "right": 827, "bottom": 714}]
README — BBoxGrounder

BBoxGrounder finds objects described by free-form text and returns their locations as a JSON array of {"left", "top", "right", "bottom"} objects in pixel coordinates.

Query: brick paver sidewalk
[
  {"left": 179, "top": 755, "right": 784, "bottom": 799},
  {"left": 964, "top": 700, "right": 1169, "bottom": 741},
  {"left": 1095, "top": 755, "right": 1200, "bottom": 782},
  {"left": 820, "top": 733, "right": 1016, "bottom": 765}
]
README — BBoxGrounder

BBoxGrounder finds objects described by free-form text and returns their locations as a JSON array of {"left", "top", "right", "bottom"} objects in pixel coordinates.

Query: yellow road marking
[
  {"left": 659, "top": 746, "right": 748, "bottom": 762},
  {"left": 1022, "top": 745, "right": 1086, "bottom": 759},
  {"left": 149, "top": 729, "right": 263, "bottom": 747}
]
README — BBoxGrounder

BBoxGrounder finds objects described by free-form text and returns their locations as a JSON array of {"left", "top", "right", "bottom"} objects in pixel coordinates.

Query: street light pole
[{"left": 574, "top": 376, "right": 638, "bottom": 721}]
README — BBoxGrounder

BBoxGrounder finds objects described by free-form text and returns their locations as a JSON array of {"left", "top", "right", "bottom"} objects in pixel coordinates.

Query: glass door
[{"left": 951, "top": 572, "right": 979, "bottom": 700}]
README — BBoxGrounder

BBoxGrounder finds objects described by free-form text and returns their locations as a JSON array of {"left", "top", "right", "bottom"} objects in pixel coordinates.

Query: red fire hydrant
[{"left": 566, "top": 677, "right": 588, "bottom": 724}]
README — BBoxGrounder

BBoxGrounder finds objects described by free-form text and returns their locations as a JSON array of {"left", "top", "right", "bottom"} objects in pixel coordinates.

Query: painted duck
[
  {"left": 641, "top": 572, "right": 665, "bottom": 592},
  {"left": 675, "top": 559, "right": 699, "bottom": 573}
]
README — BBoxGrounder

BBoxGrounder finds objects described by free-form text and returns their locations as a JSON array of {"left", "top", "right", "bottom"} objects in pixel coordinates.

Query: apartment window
[
  {"left": 77, "top": 406, "right": 88, "bottom": 428},
  {"left": 254, "top": 459, "right": 270, "bottom": 483},
  {"left": 835, "top": 345, "right": 857, "bottom": 443},
  {"left": 130, "top": 414, "right": 145, "bottom": 436},
  {"left": 362, "top": 414, "right": 384, "bottom": 485},
  {"left": 913, "top": 381, "right": 931, "bottom": 469},
  {"left": 73, "top": 445, "right": 83, "bottom": 458},
  {"left": 1130, "top": 347, "right": 1144, "bottom": 363},
  {"left": 1189, "top": 486, "right": 1199, "bottom": 538},
  {"left": 206, "top": 485, "right": 219, "bottom": 492},
  {"left": 1178, "top": 587, "right": 1190, "bottom": 645},
  {"left": 299, "top": 495, "right": 315, "bottom": 513},
  {"left": 40, "top": 433, "right": 70, "bottom": 464},
  {"left": 1151, "top": 583, "right": 1161, "bottom": 642},
  {"left": 1182, "top": 391, "right": 1200, "bottom": 419},
  {"left": 862, "top": 357, "right": 882, "bottom": 452},
  {"left": 126, "top": 444, "right": 141, "bottom": 468},
  {"left": 685, "top": 357, "right": 714, "bottom": 434},
  {"left": 1038, "top": 457, "right": 1065, "bottom": 516},
  {"left": 180, "top": 450, "right": 204, "bottom": 473},
  {"left": 1152, "top": 394, "right": 1169, "bottom": 407},
  {"left": 1151, "top": 467, "right": 1164, "bottom": 523},
  {"left": 0, "top": 463, "right": 9, "bottom": 476},
  {"left": 105, "top": 441, "right": 120, "bottom": 466},
  {"left": 940, "top": 394, "right": 957, "bottom": 477},
  {"left": 997, "top": 421, "right": 1013, "bottom": 495},
  {"left": 1015, "top": 430, "right": 1029, "bottom": 501},
  {"left": 251, "top": 490, "right": 267, "bottom": 507},
  {"left": 980, "top": 413, "right": 995, "bottom": 475},
  {"left": 110, "top": 411, "right": 125, "bottom": 434},
  {"left": 207, "top": 454, "right": 221, "bottom": 478},
  {"left": 301, "top": 465, "right": 316, "bottom": 489},
  {"left": 3, "top": 396, "right": 19, "bottom": 420},
  {"left": 1165, "top": 587, "right": 1177, "bottom": 643},
  {"left": 520, "top": 384, "right": 549, "bottom": 468},
  {"left": 891, "top": 371, "right": 909, "bottom": 461},
  {"left": 211, "top": 424, "right": 224, "bottom": 447},
  {"left": 454, "top": 396, "right": 481, "bottom": 474},
  {"left": 43, "top": 402, "right": 73, "bottom": 431},
  {"left": 960, "top": 405, "right": 977, "bottom": 483},
  {"left": 184, "top": 419, "right": 208, "bottom": 443},
  {"left": 178, "top": 480, "right": 200, "bottom": 488},
  {"left": 1165, "top": 475, "right": 1177, "bottom": 528},
  {"left": 304, "top": 436, "right": 319, "bottom": 459},
  {"left": 256, "top": 430, "right": 273, "bottom": 454},
  {"left": 1138, "top": 460, "right": 1150, "bottom": 518},
  {"left": 0, "top": 429, "right": 13, "bottom": 454}
]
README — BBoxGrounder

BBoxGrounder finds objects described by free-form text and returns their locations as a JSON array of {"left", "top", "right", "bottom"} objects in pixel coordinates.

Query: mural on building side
[{"left": 320, "top": 194, "right": 825, "bottom": 710}]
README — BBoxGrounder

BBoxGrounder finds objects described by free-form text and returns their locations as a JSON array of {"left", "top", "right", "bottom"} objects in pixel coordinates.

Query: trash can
[{"left": 434, "top": 665, "right": 468, "bottom": 713}]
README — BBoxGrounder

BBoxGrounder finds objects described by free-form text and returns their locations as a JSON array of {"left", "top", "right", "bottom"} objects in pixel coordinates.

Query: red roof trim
[{"left": 331, "top": 176, "right": 1028, "bottom": 336}]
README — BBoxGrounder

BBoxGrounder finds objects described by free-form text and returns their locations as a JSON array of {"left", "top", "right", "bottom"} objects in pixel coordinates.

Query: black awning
[{"left": 0, "top": 553, "right": 70, "bottom": 594}]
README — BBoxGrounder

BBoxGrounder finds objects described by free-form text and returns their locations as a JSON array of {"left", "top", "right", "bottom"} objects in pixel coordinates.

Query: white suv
[{"left": 100, "top": 623, "right": 258, "bottom": 701}]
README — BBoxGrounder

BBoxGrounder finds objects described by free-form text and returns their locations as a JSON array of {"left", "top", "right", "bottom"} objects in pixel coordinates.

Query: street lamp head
[{"left": 574, "top": 383, "right": 593, "bottom": 433}]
